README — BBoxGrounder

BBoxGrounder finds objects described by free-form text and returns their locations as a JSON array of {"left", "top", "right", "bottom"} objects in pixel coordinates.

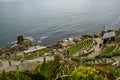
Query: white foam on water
[
  {"left": 37, "top": 36, "right": 49, "bottom": 43},
  {"left": 24, "top": 36, "right": 34, "bottom": 41},
  {"left": 40, "top": 36, "right": 48, "bottom": 40},
  {"left": 11, "top": 40, "right": 17, "bottom": 44},
  {"left": 37, "top": 40, "right": 41, "bottom": 43}
]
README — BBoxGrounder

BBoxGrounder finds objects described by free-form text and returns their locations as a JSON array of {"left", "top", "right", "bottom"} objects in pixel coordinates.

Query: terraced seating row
[
  {"left": 100, "top": 45, "right": 116, "bottom": 58},
  {"left": 68, "top": 39, "right": 93, "bottom": 55},
  {"left": 102, "top": 46, "right": 116, "bottom": 55}
]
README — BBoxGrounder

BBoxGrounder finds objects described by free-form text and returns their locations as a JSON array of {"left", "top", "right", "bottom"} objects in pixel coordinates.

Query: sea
[{"left": 0, "top": 0, "right": 120, "bottom": 47}]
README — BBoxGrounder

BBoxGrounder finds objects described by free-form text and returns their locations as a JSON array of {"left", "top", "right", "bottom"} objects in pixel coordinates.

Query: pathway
[
  {"left": 87, "top": 38, "right": 103, "bottom": 58},
  {"left": 0, "top": 56, "right": 54, "bottom": 73}
]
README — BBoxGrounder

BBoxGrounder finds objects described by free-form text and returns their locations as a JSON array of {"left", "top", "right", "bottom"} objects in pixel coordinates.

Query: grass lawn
[
  {"left": 13, "top": 56, "right": 23, "bottom": 61},
  {"left": 68, "top": 39, "right": 93, "bottom": 55}
]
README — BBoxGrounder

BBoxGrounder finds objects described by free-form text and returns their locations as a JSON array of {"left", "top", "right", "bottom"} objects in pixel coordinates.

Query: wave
[
  {"left": 10, "top": 36, "right": 34, "bottom": 46},
  {"left": 37, "top": 36, "right": 49, "bottom": 43},
  {"left": 40, "top": 36, "right": 49, "bottom": 40},
  {"left": 24, "top": 36, "right": 34, "bottom": 41},
  {"left": 11, "top": 40, "right": 17, "bottom": 44}
]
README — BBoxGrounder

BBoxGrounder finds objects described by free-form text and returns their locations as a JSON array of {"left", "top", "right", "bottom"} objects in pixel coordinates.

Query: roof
[
  {"left": 24, "top": 46, "right": 46, "bottom": 54},
  {"left": 103, "top": 31, "right": 115, "bottom": 39}
]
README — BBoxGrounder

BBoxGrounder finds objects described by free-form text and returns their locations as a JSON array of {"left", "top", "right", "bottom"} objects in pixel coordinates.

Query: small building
[
  {"left": 24, "top": 45, "right": 46, "bottom": 54},
  {"left": 102, "top": 31, "right": 116, "bottom": 44}
]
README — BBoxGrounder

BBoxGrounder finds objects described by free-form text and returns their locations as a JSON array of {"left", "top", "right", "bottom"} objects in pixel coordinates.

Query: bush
[
  {"left": 111, "top": 69, "right": 120, "bottom": 79},
  {"left": 71, "top": 57, "right": 80, "bottom": 62},
  {"left": 93, "top": 34, "right": 99, "bottom": 38},
  {"left": 39, "top": 61, "right": 62, "bottom": 80},
  {"left": 13, "top": 56, "right": 23, "bottom": 61},
  {"left": 70, "top": 66, "right": 110, "bottom": 80}
]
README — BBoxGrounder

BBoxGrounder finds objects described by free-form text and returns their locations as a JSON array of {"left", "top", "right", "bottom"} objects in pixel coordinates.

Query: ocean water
[{"left": 0, "top": 0, "right": 120, "bottom": 47}]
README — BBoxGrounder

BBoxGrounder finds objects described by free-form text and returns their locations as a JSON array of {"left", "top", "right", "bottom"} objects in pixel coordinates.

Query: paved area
[
  {"left": 0, "top": 56, "right": 54, "bottom": 72},
  {"left": 87, "top": 38, "right": 103, "bottom": 58}
]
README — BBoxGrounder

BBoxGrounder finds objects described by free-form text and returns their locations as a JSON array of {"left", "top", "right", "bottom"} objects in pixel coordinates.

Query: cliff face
[
  {"left": 0, "top": 35, "right": 37, "bottom": 59},
  {"left": 17, "top": 35, "right": 37, "bottom": 50},
  {"left": 17, "top": 38, "right": 36, "bottom": 50}
]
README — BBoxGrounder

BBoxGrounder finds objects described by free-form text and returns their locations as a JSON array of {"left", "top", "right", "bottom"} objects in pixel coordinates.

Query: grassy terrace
[
  {"left": 115, "top": 31, "right": 120, "bottom": 36},
  {"left": 68, "top": 39, "right": 93, "bottom": 55},
  {"left": 13, "top": 48, "right": 50, "bottom": 61},
  {"left": 100, "top": 45, "right": 116, "bottom": 58}
]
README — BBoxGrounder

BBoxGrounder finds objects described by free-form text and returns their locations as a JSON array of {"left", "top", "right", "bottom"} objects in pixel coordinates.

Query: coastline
[{"left": 0, "top": 28, "right": 106, "bottom": 48}]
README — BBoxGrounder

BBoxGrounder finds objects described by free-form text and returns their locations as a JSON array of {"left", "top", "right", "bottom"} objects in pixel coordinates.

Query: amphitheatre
[{"left": 0, "top": 29, "right": 120, "bottom": 79}]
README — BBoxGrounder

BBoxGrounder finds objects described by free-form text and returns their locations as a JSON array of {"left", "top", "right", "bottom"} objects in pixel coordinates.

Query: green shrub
[
  {"left": 111, "top": 69, "right": 120, "bottom": 79},
  {"left": 70, "top": 66, "right": 109, "bottom": 80},
  {"left": 71, "top": 57, "right": 80, "bottom": 62},
  {"left": 40, "top": 61, "right": 61, "bottom": 80},
  {"left": 13, "top": 56, "right": 23, "bottom": 61}
]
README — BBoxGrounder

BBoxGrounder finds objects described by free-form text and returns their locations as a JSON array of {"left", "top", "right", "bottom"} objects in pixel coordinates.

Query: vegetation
[
  {"left": 1, "top": 30, "right": 120, "bottom": 80},
  {"left": 68, "top": 39, "right": 93, "bottom": 54},
  {"left": 35, "top": 61, "right": 62, "bottom": 80},
  {"left": 70, "top": 66, "right": 115, "bottom": 80},
  {"left": 13, "top": 56, "right": 23, "bottom": 61},
  {"left": 111, "top": 50, "right": 120, "bottom": 56},
  {"left": 115, "top": 31, "right": 120, "bottom": 36},
  {"left": 93, "top": 34, "right": 99, "bottom": 38},
  {"left": 0, "top": 60, "right": 120, "bottom": 80},
  {"left": 81, "top": 35, "right": 93, "bottom": 38},
  {"left": 71, "top": 56, "right": 80, "bottom": 62},
  {"left": 0, "top": 70, "right": 45, "bottom": 80},
  {"left": 111, "top": 69, "right": 120, "bottom": 79},
  {"left": 100, "top": 46, "right": 116, "bottom": 58}
]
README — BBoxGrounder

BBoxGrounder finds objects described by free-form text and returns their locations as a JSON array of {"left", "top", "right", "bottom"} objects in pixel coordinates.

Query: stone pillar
[
  {"left": 103, "top": 59, "right": 107, "bottom": 68},
  {"left": 93, "top": 60, "right": 95, "bottom": 68},
  {"left": 8, "top": 60, "right": 12, "bottom": 66},
  {"left": 16, "top": 65, "right": 19, "bottom": 70},
  {"left": 79, "top": 54, "right": 81, "bottom": 65},
  {"left": 21, "top": 59, "right": 24, "bottom": 66},
  {"left": 0, "top": 60, "right": 3, "bottom": 67},
  {"left": 43, "top": 56, "right": 46, "bottom": 63},
  {"left": 37, "top": 51, "right": 39, "bottom": 58}
]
